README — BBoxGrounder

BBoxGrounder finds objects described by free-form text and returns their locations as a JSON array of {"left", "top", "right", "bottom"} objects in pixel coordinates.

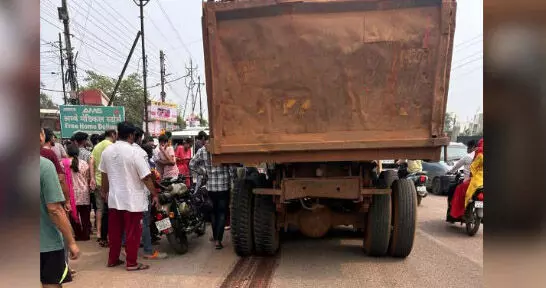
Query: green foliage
[
  {"left": 177, "top": 113, "right": 187, "bottom": 129},
  {"left": 80, "top": 71, "right": 146, "bottom": 126},
  {"left": 198, "top": 116, "right": 208, "bottom": 127},
  {"left": 40, "top": 92, "right": 58, "bottom": 109}
]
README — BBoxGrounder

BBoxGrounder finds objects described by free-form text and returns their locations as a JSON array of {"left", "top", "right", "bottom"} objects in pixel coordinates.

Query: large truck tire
[
  {"left": 364, "top": 194, "right": 392, "bottom": 257},
  {"left": 388, "top": 179, "right": 417, "bottom": 258},
  {"left": 253, "top": 195, "right": 280, "bottom": 256},
  {"left": 231, "top": 179, "right": 254, "bottom": 257},
  {"left": 384, "top": 169, "right": 399, "bottom": 188},
  {"left": 378, "top": 170, "right": 398, "bottom": 188}
]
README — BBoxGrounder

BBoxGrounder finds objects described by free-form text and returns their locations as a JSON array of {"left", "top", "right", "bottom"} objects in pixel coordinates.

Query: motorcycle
[
  {"left": 154, "top": 173, "right": 211, "bottom": 254},
  {"left": 446, "top": 170, "right": 483, "bottom": 236},
  {"left": 397, "top": 162, "right": 428, "bottom": 206}
]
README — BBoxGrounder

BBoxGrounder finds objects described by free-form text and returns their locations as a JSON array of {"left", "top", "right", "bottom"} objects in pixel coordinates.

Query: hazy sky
[{"left": 40, "top": 0, "right": 483, "bottom": 122}]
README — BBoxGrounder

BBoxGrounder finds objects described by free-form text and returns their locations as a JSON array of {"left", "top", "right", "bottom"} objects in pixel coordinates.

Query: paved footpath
[{"left": 66, "top": 194, "right": 482, "bottom": 288}]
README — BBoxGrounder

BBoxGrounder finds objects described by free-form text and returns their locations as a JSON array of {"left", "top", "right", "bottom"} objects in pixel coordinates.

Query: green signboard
[{"left": 59, "top": 105, "right": 125, "bottom": 138}]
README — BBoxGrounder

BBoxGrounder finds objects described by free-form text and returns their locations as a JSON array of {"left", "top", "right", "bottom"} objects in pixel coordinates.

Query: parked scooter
[
  {"left": 397, "top": 162, "right": 428, "bottom": 206},
  {"left": 446, "top": 170, "right": 483, "bottom": 236},
  {"left": 154, "top": 174, "right": 211, "bottom": 254}
]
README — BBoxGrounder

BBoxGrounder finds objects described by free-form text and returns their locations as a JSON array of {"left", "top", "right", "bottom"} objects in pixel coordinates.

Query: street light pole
[{"left": 134, "top": 0, "right": 150, "bottom": 133}]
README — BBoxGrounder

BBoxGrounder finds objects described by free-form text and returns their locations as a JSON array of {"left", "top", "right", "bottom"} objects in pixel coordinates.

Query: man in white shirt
[
  {"left": 100, "top": 121, "right": 159, "bottom": 271},
  {"left": 448, "top": 140, "right": 477, "bottom": 181}
]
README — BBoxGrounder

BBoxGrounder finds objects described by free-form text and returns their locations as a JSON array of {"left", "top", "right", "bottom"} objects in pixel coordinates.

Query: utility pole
[
  {"left": 109, "top": 31, "right": 142, "bottom": 106},
  {"left": 182, "top": 59, "right": 198, "bottom": 119},
  {"left": 198, "top": 76, "right": 205, "bottom": 120},
  {"left": 182, "top": 58, "right": 197, "bottom": 118},
  {"left": 196, "top": 76, "right": 205, "bottom": 121},
  {"left": 58, "top": 0, "right": 78, "bottom": 105},
  {"left": 160, "top": 50, "right": 166, "bottom": 102},
  {"left": 134, "top": 0, "right": 150, "bottom": 133},
  {"left": 58, "top": 33, "right": 67, "bottom": 104}
]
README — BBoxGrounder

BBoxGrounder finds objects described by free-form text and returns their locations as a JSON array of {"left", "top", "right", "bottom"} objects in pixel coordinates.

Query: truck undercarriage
[{"left": 231, "top": 162, "right": 417, "bottom": 258}]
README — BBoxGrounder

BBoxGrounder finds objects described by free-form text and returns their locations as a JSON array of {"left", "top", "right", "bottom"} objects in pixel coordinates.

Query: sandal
[
  {"left": 215, "top": 243, "right": 223, "bottom": 250},
  {"left": 99, "top": 240, "right": 109, "bottom": 248},
  {"left": 143, "top": 251, "right": 168, "bottom": 260},
  {"left": 126, "top": 263, "right": 150, "bottom": 271},
  {"left": 107, "top": 259, "right": 125, "bottom": 268}
]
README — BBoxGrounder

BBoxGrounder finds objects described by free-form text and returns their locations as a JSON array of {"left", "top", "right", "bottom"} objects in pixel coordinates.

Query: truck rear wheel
[
  {"left": 364, "top": 194, "right": 391, "bottom": 257},
  {"left": 231, "top": 179, "right": 254, "bottom": 257},
  {"left": 388, "top": 179, "right": 417, "bottom": 258},
  {"left": 253, "top": 195, "right": 279, "bottom": 256},
  {"left": 382, "top": 170, "right": 399, "bottom": 188}
]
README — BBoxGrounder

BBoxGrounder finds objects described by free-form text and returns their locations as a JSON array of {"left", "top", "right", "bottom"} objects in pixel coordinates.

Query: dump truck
[{"left": 202, "top": 0, "right": 456, "bottom": 258}]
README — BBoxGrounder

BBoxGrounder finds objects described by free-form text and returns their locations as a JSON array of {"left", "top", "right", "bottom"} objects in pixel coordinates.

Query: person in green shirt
[
  {"left": 40, "top": 128, "right": 80, "bottom": 287},
  {"left": 91, "top": 129, "right": 117, "bottom": 247}
]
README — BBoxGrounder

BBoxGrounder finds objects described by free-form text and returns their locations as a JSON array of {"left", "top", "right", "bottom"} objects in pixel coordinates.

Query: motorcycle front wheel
[
  {"left": 195, "top": 221, "right": 206, "bottom": 237},
  {"left": 167, "top": 232, "right": 189, "bottom": 254},
  {"left": 465, "top": 204, "right": 481, "bottom": 236}
]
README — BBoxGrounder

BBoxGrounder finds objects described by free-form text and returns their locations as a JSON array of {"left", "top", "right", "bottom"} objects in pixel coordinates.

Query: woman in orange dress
[{"left": 175, "top": 138, "right": 192, "bottom": 187}]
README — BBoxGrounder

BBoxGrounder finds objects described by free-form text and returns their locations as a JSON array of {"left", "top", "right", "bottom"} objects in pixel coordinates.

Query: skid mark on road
[{"left": 220, "top": 256, "right": 279, "bottom": 288}]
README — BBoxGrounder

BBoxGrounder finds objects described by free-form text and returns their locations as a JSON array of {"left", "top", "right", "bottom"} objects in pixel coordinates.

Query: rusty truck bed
[{"left": 202, "top": 0, "right": 456, "bottom": 164}]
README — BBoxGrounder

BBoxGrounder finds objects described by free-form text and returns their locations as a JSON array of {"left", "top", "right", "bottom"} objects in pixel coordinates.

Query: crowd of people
[{"left": 40, "top": 123, "right": 234, "bottom": 286}]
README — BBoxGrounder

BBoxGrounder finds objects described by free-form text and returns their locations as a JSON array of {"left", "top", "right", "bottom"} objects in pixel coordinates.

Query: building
[
  {"left": 470, "top": 112, "right": 483, "bottom": 135},
  {"left": 78, "top": 89, "right": 110, "bottom": 106},
  {"left": 40, "top": 108, "right": 61, "bottom": 136}
]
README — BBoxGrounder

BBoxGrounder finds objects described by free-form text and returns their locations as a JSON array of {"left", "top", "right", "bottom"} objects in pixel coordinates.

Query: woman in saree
[{"left": 449, "top": 139, "right": 483, "bottom": 220}]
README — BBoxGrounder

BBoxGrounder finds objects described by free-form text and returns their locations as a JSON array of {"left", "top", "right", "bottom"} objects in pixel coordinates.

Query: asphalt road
[{"left": 66, "top": 194, "right": 482, "bottom": 288}]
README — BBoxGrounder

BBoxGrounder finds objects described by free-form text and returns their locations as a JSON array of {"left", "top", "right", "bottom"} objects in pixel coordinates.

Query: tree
[
  {"left": 40, "top": 92, "right": 58, "bottom": 109},
  {"left": 444, "top": 112, "right": 455, "bottom": 133},
  {"left": 198, "top": 116, "right": 208, "bottom": 127},
  {"left": 80, "top": 71, "right": 146, "bottom": 126},
  {"left": 177, "top": 114, "right": 187, "bottom": 129}
]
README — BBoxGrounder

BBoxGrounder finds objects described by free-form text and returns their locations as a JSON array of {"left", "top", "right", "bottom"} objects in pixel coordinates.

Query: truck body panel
[{"left": 202, "top": 0, "right": 456, "bottom": 164}]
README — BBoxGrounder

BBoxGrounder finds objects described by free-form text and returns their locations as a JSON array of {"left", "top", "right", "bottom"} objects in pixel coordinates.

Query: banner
[
  {"left": 60, "top": 105, "right": 125, "bottom": 138},
  {"left": 144, "top": 120, "right": 179, "bottom": 137},
  {"left": 145, "top": 121, "right": 162, "bottom": 137},
  {"left": 148, "top": 100, "right": 178, "bottom": 123},
  {"left": 186, "top": 113, "right": 201, "bottom": 128}
]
